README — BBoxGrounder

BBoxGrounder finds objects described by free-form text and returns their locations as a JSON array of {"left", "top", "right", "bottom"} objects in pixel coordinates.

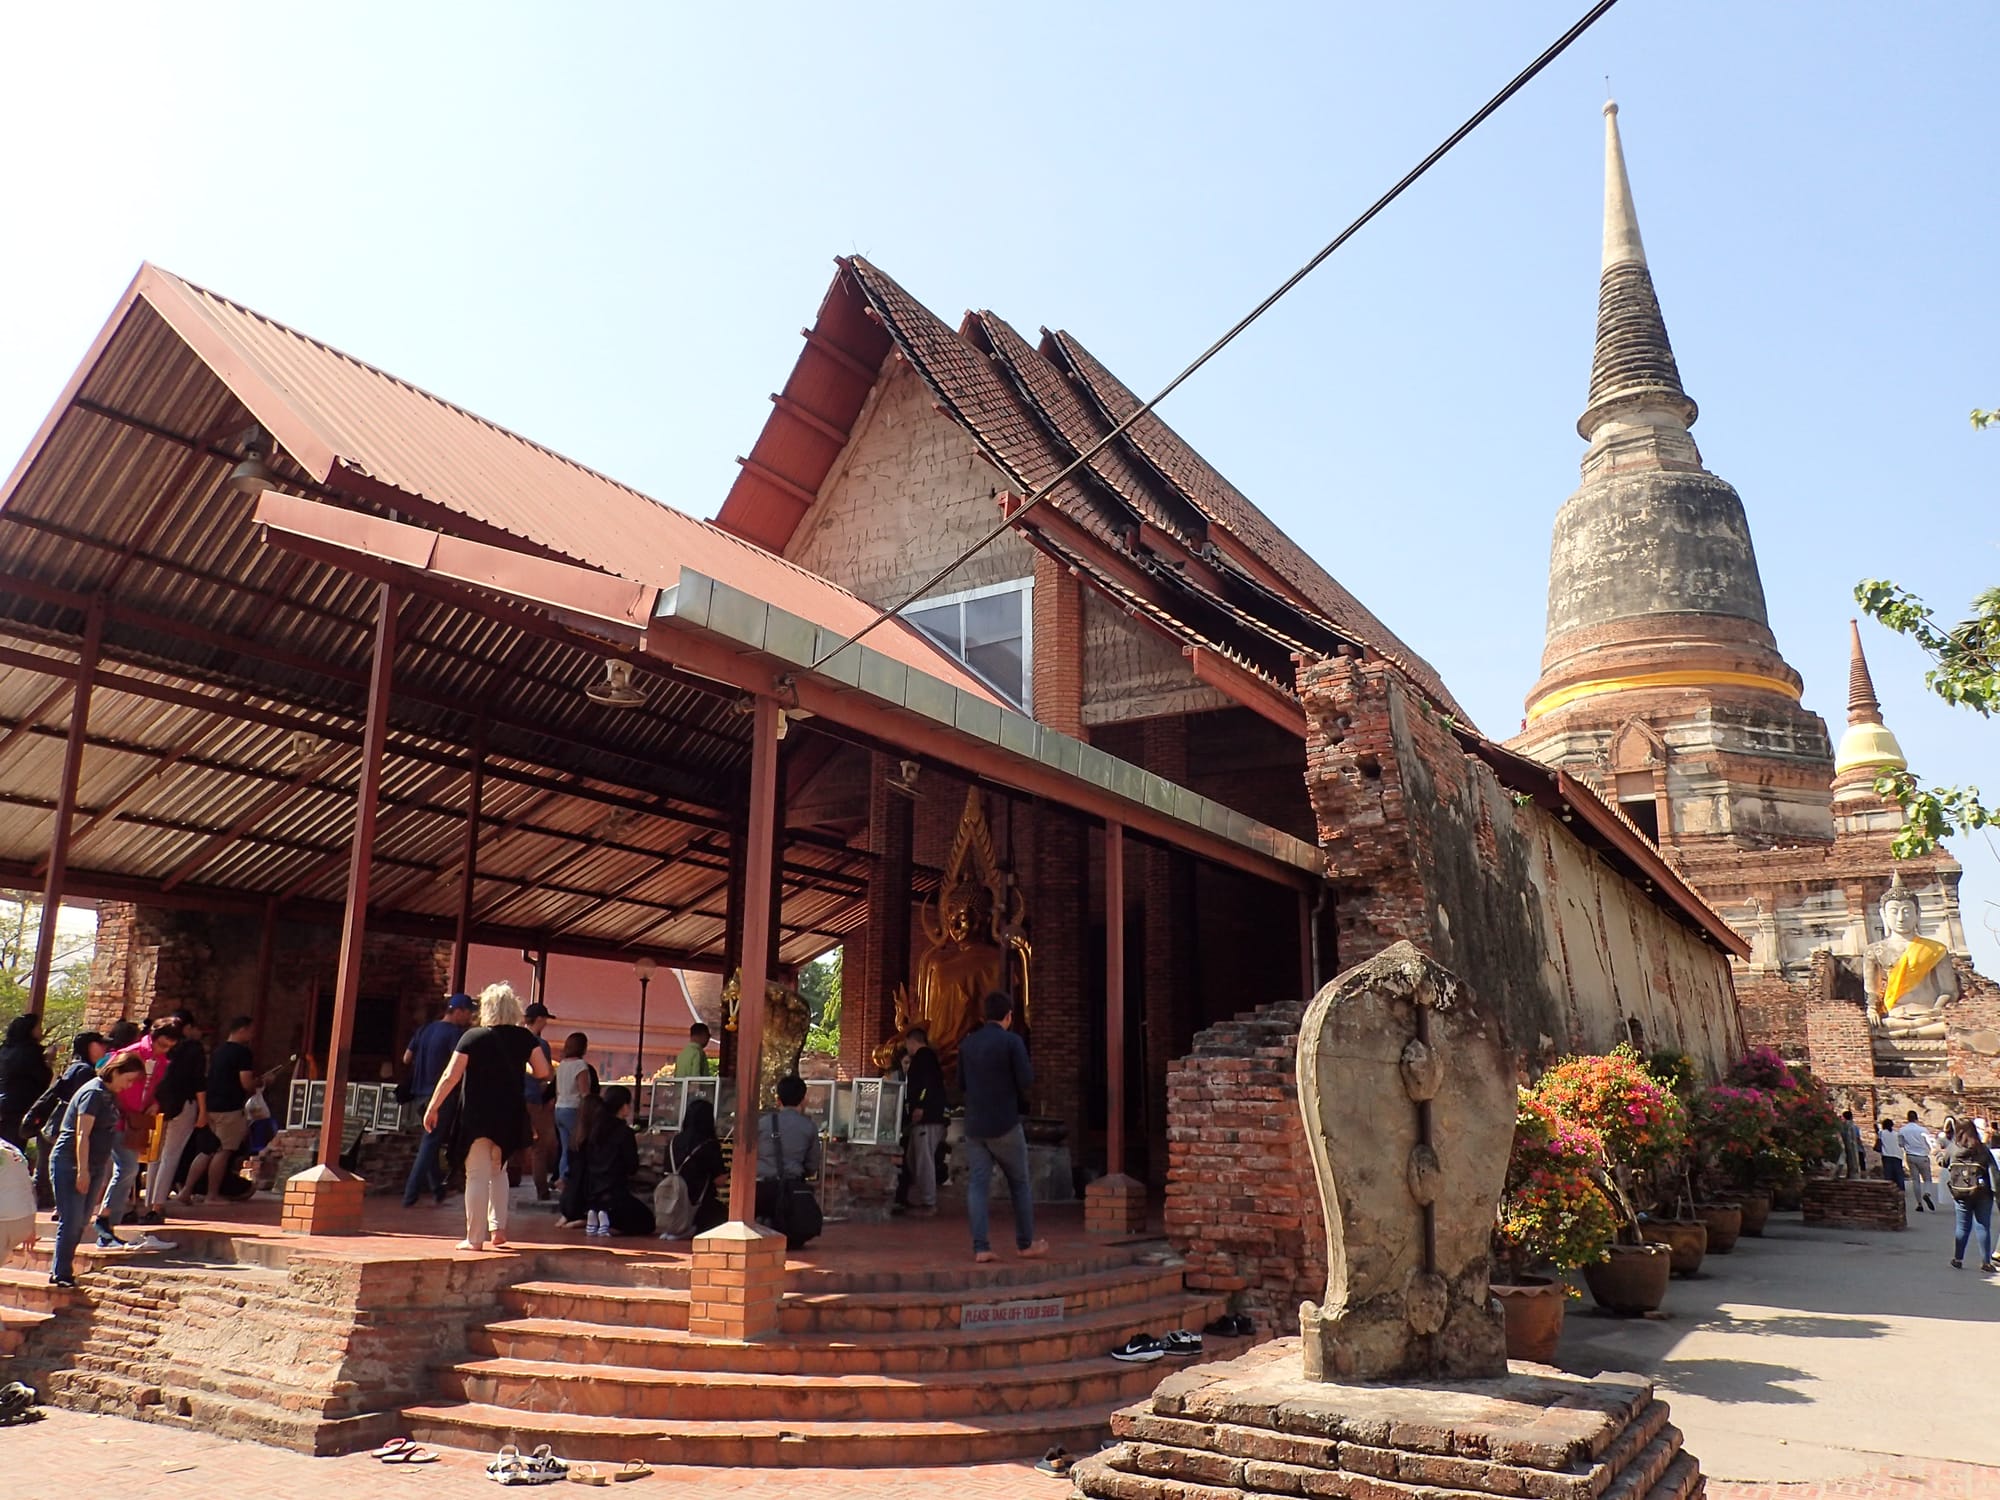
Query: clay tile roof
[{"left": 1044, "top": 329, "right": 1469, "bottom": 724}]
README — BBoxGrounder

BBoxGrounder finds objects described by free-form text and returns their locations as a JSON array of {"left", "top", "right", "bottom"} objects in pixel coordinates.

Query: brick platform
[
  {"left": 1802, "top": 1177, "right": 1907, "bottom": 1231},
  {"left": 1072, "top": 1338, "right": 1705, "bottom": 1500}
]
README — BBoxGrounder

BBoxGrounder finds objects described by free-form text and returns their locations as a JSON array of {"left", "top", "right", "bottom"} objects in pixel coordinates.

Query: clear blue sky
[{"left": 3, "top": 2, "right": 1994, "bottom": 970}]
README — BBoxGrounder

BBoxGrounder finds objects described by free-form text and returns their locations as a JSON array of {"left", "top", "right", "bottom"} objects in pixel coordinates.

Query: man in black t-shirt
[{"left": 182, "top": 1017, "right": 257, "bottom": 1206}]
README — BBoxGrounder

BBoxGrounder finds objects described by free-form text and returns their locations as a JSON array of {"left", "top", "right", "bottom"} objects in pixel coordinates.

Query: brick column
[
  {"left": 688, "top": 1220, "right": 789, "bottom": 1339},
  {"left": 281, "top": 1162, "right": 365, "bottom": 1235}
]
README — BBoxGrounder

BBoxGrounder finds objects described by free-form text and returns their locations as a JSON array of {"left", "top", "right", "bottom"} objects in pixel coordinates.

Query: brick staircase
[
  {"left": 402, "top": 1247, "right": 1233, "bottom": 1467},
  {"left": 0, "top": 1267, "right": 71, "bottom": 1359}
]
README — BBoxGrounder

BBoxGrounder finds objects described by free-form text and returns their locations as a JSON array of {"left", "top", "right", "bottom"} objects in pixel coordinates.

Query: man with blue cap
[{"left": 401, "top": 993, "right": 474, "bottom": 1208}]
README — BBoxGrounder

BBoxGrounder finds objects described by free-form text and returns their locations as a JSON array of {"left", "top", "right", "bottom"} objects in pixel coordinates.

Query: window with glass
[{"left": 906, "top": 578, "right": 1033, "bottom": 711}]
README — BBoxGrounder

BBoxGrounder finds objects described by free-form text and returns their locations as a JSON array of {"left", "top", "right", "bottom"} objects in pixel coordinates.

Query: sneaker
[
  {"left": 94, "top": 1232, "right": 130, "bottom": 1251},
  {"left": 1159, "top": 1329, "right": 1204, "bottom": 1358},
  {"left": 126, "top": 1234, "right": 177, "bottom": 1253},
  {"left": 47, "top": 1275, "right": 77, "bottom": 1290},
  {"left": 1110, "top": 1335, "right": 1165, "bottom": 1364},
  {"left": 1952, "top": 1258, "right": 1964, "bottom": 1269}
]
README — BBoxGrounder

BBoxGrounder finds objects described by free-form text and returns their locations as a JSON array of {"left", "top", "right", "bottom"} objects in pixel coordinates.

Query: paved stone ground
[
  {"left": 4, "top": 1204, "right": 1996, "bottom": 1498},
  {"left": 1556, "top": 1202, "right": 2000, "bottom": 1494}
]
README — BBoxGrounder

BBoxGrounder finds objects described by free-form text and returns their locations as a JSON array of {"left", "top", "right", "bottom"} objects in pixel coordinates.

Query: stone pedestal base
[
  {"left": 1802, "top": 1176, "right": 1907, "bottom": 1230},
  {"left": 1072, "top": 1339, "right": 1705, "bottom": 1500},
  {"left": 1085, "top": 1173, "right": 1150, "bottom": 1235},
  {"left": 688, "top": 1220, "right": 788, "bottom": 1340},
  {"left": 281, "top": 1164, "right": 365, "bottom": 1235}
]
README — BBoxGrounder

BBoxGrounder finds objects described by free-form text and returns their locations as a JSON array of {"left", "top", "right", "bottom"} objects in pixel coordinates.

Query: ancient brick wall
[
  {"left": 1163, "top": 998, "right": 1323, "bottom": 1334},
  {"left": 1301, "top": 655, "right": 1742, "bottom": 1075}
]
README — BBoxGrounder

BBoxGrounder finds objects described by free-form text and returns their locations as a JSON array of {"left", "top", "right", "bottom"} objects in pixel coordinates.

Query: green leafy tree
[
  {"left": 1851, "top": 409, "right": 1997, "bottom": 857},
  {"left": 798, "top": 949, "right": 842, "bottom": 1055},
  {"left": 0, "top": 895, "right": 95, "bottom": 1055}
]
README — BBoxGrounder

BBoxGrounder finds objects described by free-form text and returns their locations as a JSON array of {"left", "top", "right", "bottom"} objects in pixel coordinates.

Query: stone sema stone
[{"left": 1295, "top": 943, "right": 1513, "bottom": 1382}]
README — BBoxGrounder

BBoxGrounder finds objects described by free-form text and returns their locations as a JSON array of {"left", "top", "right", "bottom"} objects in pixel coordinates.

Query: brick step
[
  {"left": 474, "top": 1296, "right": 1232, "bottom": 1375},
  {"left": 782, "top": 1264, "right": 1193, "bottom": 1334},
  {"left": 401, "top": 1397, "right": 1135, "bottom": 1468},
  {"left": 441, "top": 1346, "right": 1198, "bottom": 1423},
  {"left": 0, "top": 1305, "right": 53, "bottom": 1356},
  {"left": 502, "top": 1262, "right": 1190, "bottom": 1336},
  {"left": 0, "top": 1266, "right": 79, "bottom": 1316},
  {"left": 780, "top": 1248, "right": 1149, "bottom": 1295}
]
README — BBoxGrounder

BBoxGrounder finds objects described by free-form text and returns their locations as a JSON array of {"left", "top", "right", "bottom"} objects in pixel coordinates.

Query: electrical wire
[{"left": 807, "top": 0, "right": 1623, "bottom": 674}]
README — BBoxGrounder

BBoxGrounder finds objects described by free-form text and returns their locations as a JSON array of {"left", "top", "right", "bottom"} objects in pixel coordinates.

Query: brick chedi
[{"left": 1509, "top": 102, "right": 2000, "bottom": 1127}]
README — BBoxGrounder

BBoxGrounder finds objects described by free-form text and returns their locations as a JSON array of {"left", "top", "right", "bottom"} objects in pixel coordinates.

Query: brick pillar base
[
  {"left": 1085, "top": 1172, "right": 1150, "bottom": 1235},
  {"left": 281, "top": 1164, "right": 366, "bottom": 1235},
  {"left": 688, "top": 1220, "right": 788, "bottom": 1339}
]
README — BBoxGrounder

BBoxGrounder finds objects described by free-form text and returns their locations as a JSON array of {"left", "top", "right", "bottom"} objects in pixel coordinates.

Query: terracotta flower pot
[
  {"left": 1736, "top": 1192, "right": 1772, "bottom": 1237},
  {"left": 1694, "top": 1201, "right": 1743, "bottom": 1254},
  {"left": 1770, "top": 1183, "right": 1803, "bottom": 1212},
  {"left": 1640, "top": 1218, "right": 1708, "bottom": 1276},
  {"left": 1582, "top": 1242, "right": 1671, "bottom": 1315},
  {"left": 1492, "top": 1277, "right": 1567, "bottom": 1363}
]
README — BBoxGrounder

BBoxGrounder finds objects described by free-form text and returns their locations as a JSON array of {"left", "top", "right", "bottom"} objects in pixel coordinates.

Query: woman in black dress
[
  {"left": 584, "top": 1086, "right": 655, "bottom": 1237},
  {"left": 671, "top": 1096, "right": 728, "bottom": 1235},
  {"left": 423, "top": 982, "right": 550, "bottom": 1250}
]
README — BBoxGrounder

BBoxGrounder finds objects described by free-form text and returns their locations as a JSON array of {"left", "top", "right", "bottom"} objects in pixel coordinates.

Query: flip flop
[
  {"left": 612, "top": 1461, "right": 653, "bottom": 1482},
  {"left": 372, "top": 1438, "right": 416, "bottom": 1459},
  {"left": 383, "top": 1447, "right": 439, "bottom": 1464},
  {"left": 1034, "top": 1447, "right": 1074, "bottom": 1476},
  {"left": 568, "top": 1465, "right": 609, "bottom": 1487}
]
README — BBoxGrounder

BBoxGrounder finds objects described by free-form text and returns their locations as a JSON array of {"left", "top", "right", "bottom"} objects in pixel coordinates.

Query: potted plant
[
  {"left": 1722, "top": 1049, "right": 1842, "bottom": 1232},
  {"left": 1690, "top": 1083, "right": 1775, "bottom": 1252},
  {"left": 1638, "top": 1050, "right": 1709, "bottom": 1275},
  {"left": 1493, "top": 1093, "right": 1617, "bottom": 1360},
  {"left": 1533, "top": 1045, "right": 1687, "bottom": 1315}
]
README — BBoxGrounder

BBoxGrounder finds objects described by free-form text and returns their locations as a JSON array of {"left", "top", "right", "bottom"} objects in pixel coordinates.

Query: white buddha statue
[{"left": 1861, "top": 881, "right": 1960, "bottom": 1040}]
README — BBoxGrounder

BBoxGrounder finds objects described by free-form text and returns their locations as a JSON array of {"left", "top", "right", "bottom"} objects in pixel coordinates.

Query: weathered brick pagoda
[{"left": 1508, "top": 101, "right": 2000, "bottom": 1125}]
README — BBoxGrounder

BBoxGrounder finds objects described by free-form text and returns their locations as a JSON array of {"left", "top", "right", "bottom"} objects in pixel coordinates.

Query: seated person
[
  {"left": 668, "top": 1097, "right": 728, "bottom": 1236},
  {"left": 755, "top": 1075, "right": 823, "bottom": 1250},
  {"left": 583, "top": 1086, "right": 655, "bottom": 1238}
]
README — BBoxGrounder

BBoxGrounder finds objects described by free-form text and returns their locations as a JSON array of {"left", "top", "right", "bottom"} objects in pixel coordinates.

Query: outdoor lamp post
[{"left": 633, "top": 956, "right": 657, "bottom": 1092}]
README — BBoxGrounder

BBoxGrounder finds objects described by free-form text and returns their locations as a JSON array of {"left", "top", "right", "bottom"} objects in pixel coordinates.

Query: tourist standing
[
  {"left": 99, "top": 1019, "right": 178, "bottom": 1244},
  {"left": 24, "top": 1032, "right": 106, "bottom": 1210},
  {"left": 957, "top": 991, "right": 1048, "bottom": 1264},
  {"left": 142, "top": 1012, "right": 206, "bottom": 1224},
  {"left": 401, "top": 994, "right": 473, "bottom": 1208},
  {"left": 1877, "top": 1117, "right": 1905, "bottom": 1192},
  {"left": 0, "top": 1013, "right": 52, "bottom": 1150},
  {"left": 1940, "top": 1119, "right": 1996, "bottom": 1271},
  {"left": 1898, "top": 1111, "right": 1938, "bottom": 1212},
  {"left": 510, "top": 1002, "right": 558, "bottom": 1201},
  {"left": 181, "top": 1017, "right": 259, "bottom": 1207},
  {"left": 553, "top": 1032, "right": 592, "bottom": 1187},
  {"left": 674, "top": 1024, "right": 712, "bottom": 1078},
  {"left": 423, "top": 982, "right": 550, "bottom": 1252},
  {"left": 899, "top": 1025, "right": 947, "bottom": 1217},
  {"left": 47, "top": 1051, "right": 145, "bottom": 1288},
  {"left": 582, "top": 1085, "right": 654, "bottom": 1237},
  {"left": 1838, "top": 1111, "right": 1865, "bottom": 1179}
]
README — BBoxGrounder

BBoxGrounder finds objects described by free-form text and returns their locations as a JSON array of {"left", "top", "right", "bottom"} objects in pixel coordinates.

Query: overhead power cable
[{"left": 805, "top": 0, "right": 1623, "bottom": 675}]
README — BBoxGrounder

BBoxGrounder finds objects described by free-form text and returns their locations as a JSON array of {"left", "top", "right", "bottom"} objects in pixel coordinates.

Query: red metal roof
[{"left": 92, "top": 265, "right": 996, "bottom": 704}]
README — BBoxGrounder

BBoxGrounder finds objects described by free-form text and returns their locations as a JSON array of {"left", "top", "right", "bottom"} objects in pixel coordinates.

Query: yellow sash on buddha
[{"left": 1882, "top": 937, "right": 1947, "bottom": 1011}]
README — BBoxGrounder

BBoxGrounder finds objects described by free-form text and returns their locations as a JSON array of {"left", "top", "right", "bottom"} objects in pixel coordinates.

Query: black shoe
[
  {"left": 1952, "top": 1258, "right": 1964, "bottom": 1268},
  {"left": 138, "top": 1209, "right": 165, "bottom": 1227},
  {"left": 48, "top": 1275, "right": 77, "bottom": 1290},
  {"left": 1229, "top": 1314, "right": 1255, "bottom": 1337},
  {"left": 1159, "top": 1329, "right": 1204, "bottom": 1358},
  {"left": 1111, "top": 1335, "right": 1165, "bottom": 1364}
]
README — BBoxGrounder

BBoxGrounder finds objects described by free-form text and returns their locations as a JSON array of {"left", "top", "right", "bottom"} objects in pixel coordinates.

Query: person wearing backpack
[
  {"left": 23, "top": 1032, "right": 106, "bottom": 1210},
  {"left": 1940, "top": 1119, "right": 1997, "bottom": 1271},
  {"left": 0, "top": 1014, "right": 52, "bottom": 1151},
  {"left": 657, "top": 1096, "right": 725, "bottom": 1239},
  {"left": 1944, "top": 1120, "right": 1992, "bottom": 1272}
]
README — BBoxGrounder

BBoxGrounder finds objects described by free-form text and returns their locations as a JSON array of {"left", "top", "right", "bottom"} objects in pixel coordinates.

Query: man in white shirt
[
  {"left": 1897, "top": 1111, "right": 1937, "bottom": 1212},
  {"left": 1877, "top": 1117, "right": 1905, "bottom": 1193}
]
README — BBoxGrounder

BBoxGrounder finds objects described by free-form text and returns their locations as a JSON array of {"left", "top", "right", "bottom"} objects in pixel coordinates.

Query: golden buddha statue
[
  {"left": 1862, "top": 881, "right": 1960, "bottom": 1040},
  {"left": 876, "top": 789, "right": 1031, "bottom": 1072}
]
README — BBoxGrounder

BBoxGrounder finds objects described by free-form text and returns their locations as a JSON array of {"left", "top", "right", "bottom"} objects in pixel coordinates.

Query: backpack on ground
[
  {"left": 1947, "top": 1153, "right": 1989, "bottom": 1202},
  {"left": 654, "top": 1141, "right": 694, "bottom": 1239}
]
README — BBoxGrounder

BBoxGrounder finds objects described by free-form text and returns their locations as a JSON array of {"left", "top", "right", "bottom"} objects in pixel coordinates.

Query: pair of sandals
[
  {"left": 371, "top": 1438, "right": 440, "bottom": 1464},
  {"left": 565, "top": 1462, "right": 652, "bottom": 1486},
  {"left": 487, "top": 1447, "right": 652, "bottom": 1487},
  {"left": 1202, "top": 1312, "right": 1255, "bottom": 1337}
]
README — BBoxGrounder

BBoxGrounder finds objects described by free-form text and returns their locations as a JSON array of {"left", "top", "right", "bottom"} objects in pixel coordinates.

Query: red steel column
[
  {"left": 1105, "top": 820, "right": 1126, "bottom": 1180},
  {"left": 28, "top": 602, "right": 104, "bottom": 1017},
  {"left": 449, "top": 723, "right": 486, "bottom": 994},
  {"left": 727, "top": 694, "right": 782, "bottom": 1224},
  {"left": 315, "top": 583, "right": 400, "bottom": 1171}
]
